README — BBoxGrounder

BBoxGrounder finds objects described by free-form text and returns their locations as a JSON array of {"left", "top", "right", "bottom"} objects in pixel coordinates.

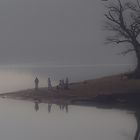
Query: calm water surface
[
  {"left": 0, "top": 98, "right": 136, "bottom": 140},
  {"left": 0, "top": 65, "right": 137, "bottom": 140}
]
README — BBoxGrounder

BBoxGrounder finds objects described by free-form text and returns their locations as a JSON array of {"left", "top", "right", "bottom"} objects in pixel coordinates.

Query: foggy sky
[{"left": 0, "top": 0, "right": 136, "bottom": 66}]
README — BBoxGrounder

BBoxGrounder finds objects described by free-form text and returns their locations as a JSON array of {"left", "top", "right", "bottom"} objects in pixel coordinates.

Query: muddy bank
[{"left": 0, "top": 74, "right": 140, "bottom": 110}]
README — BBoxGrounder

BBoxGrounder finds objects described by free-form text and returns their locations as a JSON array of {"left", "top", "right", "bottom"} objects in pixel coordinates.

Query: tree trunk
[
  {"left": 134, "top": 50, "right": 140, "bottom": 78},
  {"left": 131, "top": 40, "right": 140, "bottom": 78}
]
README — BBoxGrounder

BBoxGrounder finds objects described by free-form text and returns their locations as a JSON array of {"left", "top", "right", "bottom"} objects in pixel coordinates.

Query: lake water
[
  {"left": 0, "top": 64, "right": 134, "bottom": 93},
  {"left": 0, "top": 98, "right": 136, "bottom": 140},
  {"left": 0, "top": 65, "right": 137, "bottom": 140}
]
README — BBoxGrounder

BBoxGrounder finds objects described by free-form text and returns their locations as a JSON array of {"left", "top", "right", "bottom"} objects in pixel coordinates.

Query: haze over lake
[
  {"left": 0, "top": 0, "right": 139, "bottom": 139},
  {"left": 0, "top": 0, "right": 137, "bottom": 93}
]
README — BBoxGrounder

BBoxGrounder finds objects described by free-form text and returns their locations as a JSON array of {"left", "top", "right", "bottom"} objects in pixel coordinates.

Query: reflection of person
[
  {"left": 34, "top": 102, "right": 39, "bottom": 112},
  {"left": 35, "top": 77, "right": 39, "bottom": 90},
  {"left": 134, "top": 110, "right": 140, "bottom": 140},
  {"left": 48, "top": 104, "right": 52, "bottom": 113},
  {"left": 58, "top": 104, "right": 68, "bottom": 113},
  {"left": 65, "top": 104, "right": 68, "bottom": 113}
]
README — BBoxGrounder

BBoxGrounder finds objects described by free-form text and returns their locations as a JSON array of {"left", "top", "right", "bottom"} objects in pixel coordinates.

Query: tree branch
[
  {"left": 104, "top": 0, "right": 140, "bottom": 58},
  {"left": 120, "top": 49, "right": 135, "bottom": 55},
  {"left": 106, "top": 37, "right": 132, "bottom": 44},
  {"left": 116, "top": 40, "right": 132, "bottom": 44}
]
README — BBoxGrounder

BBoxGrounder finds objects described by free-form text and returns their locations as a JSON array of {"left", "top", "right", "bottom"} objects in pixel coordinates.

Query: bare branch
[
  {"left": 104, "top": 0, "right": 140, "bottom": 75},
  {"left": 106, "top": 37, "right": 132, "bottom": 44},
  {"left": 105, "top": 12, "right": 120, "bottom": 25},
  {"left": 120, "top": 49, "right": 135, "bottom": 55},
  {"left": 116, "top": 40, "right": 132, "bottom": 44},
  {"left": 104, "top": 0, "right": 140, "bottom": 42}
]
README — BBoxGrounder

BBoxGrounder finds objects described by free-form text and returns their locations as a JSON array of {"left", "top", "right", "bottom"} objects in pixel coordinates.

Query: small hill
[
  {"left": 68, "top": 74, "right": 140, "bottom": 98},
  {"left": 1, "top": 74, "right": 140, "bottom": 101}
]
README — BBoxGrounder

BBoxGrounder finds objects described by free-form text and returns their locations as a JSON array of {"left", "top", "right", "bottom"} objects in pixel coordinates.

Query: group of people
[
  {"left": 57, "top": 77, "right": 69, "bottom": 90},
  {"left": 34, "top": 77, "right": 69, "bottom": 91}
]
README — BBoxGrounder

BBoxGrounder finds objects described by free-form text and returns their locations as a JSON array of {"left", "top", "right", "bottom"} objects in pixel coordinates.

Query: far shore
[{"left": 1, "top": 74, "right": 140, "bottom": 110}]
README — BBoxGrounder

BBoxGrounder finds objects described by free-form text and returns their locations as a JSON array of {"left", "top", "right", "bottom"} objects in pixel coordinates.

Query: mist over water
[{"left": 0, "top": 0, "right": 138, "bottom": 140}]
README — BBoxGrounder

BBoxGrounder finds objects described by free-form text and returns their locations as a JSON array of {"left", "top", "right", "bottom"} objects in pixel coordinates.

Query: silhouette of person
[
  {"left": 35, "top": 77, "right": 39, "bottom": 90},
  {"left": 59, "top": 80, "right": 62, "bottom": 89},
  {"left": 65, "top": 77, "right": 69, "bottom": 90},
  {"left": 62, "top": 80, "right": 65, "bottom": 89},
  {"left": 34, "top": 102, "right": 39, "bottom": 112},
  {"left": 56, "top": 85, "right": 59, "bottom": 91},
  {"left": 48, "top": 77, "right": 52, "bottom": 90}
]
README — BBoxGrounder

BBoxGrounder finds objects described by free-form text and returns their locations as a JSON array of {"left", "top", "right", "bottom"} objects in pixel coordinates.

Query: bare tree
[{"left": 104, "top": 0, "right": 140, "bottom": 78}]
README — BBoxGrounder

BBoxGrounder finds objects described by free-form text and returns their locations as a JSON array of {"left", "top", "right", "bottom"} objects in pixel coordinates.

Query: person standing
[
  {"left": 65, "top": 77, "right": 69, "bottom": 90},
  {"left": 48, "top": 77, "right": 52, "bottom": 90},
  {"left": 35, "top": 77, "right": 39, "bottom": 90}
]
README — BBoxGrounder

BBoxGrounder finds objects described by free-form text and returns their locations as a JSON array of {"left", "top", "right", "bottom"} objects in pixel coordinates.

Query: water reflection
[
  {"left": 134, "top": 110, "right": 140, "bottom": 140},
  {"left": 58, "top": 103, "right": 68, "bottom": 113},
  {"left": 34, "top": 102, "right": 69, "bottom": 113},
  {"left": 34, "top": 101, "right": 39, "bottom": 112},
  {"left": 0, "top": 98, "right": 135, "bottom": 140},
  {"left": 48, "top": 104, "right": 52, "bottom": 113},
  {"left": 33, "top": 101, "right": 140, "bottom": 140}
]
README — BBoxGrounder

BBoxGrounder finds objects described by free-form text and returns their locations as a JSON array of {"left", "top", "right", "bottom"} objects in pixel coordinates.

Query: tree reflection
[{"left": 134, "top": 110, "right": 140, "bottom": 140}]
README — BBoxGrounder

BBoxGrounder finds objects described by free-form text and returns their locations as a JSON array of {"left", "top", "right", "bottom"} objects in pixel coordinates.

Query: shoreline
[
  {"left": 0, "top": 74, "right": 140, "bottom": 110},
  {"left": 1, "top": 89, "right": 140, "bottom": 111}
]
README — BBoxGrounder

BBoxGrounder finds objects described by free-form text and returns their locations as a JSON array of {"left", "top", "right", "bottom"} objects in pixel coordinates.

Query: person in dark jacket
[{"left": 35, "top": 77, "right": 39, "bottom": 90}]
